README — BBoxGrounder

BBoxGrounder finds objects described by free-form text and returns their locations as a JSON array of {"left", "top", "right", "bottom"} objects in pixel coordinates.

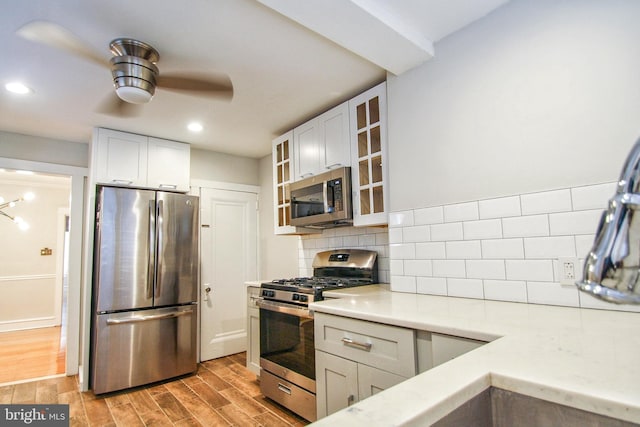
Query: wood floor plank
[
  {"left": 180, "top": 396, "right": 231, "bottom": 427},
  {"left": 217, "top": 403, "right": 260, "bottom": 426},
  {"left": 188, "top": 381, "right": 230, "bottom": 409},
  {"left": 152, "top": 391, "right": 191, "bottom": 422},
  {"left": 0, "top": 326, "right": 65, "bottom": 384},
  {"left": 109, "top": 402, "right": 145, "bottom": 427},
  {"left": 82, "top": 397, "right": 115, "bottom": 426},
  {"left": 12, "top": 381, "right": 37, "bottom": 403},
  {"left": 0, "top": 352, "right": 309, "bottom": 426},
  {"left": 218, "top": 386, "right": 267, "bottom": 417}
]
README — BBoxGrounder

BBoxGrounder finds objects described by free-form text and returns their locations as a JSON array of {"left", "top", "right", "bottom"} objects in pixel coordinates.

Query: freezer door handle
[
  {"left": 106, "top": 309, "right": 192, "bottom": 325},
  {"left": 155, "top": 199, "right": 164, "bottom": 297},
  {"left": 148, "top": 199, "right": 156, "bottom": 300}
]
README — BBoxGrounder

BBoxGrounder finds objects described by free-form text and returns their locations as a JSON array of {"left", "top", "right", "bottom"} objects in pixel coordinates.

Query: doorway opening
[{"left": 0, "top": 169, "right": 71, "bottom": 384}]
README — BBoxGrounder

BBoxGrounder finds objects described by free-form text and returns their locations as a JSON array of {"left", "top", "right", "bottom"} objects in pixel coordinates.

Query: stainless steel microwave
[{"left": 289, "top": 167, "right": 352, "bottom": 227}]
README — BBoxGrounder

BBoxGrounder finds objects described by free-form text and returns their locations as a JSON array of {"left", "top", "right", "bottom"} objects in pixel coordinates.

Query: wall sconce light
[{"left": 0, "top": 192, "right": 35, "bottom": 230}]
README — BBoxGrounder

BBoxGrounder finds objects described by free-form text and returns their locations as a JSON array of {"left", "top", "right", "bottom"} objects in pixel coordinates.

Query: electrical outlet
[{"left": 558, "top": 257, "right": 579, "bottom": 286}]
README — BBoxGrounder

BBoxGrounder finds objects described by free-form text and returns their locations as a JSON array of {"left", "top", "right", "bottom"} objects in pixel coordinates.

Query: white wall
[
  {"left": 386, "top": 0, "right": 640, "bottom": 311},
  {"left": 191, "top": 147, "right": 260, "bottom": 185},
  {"left": 388, "top": 0, "right": 640, "bottom": 210},
  {"left": 0, "top": 131, "right": 88, "bottom": 168},
  {"left": 0, "top": 180, "right": 72, "bottom": 330}
]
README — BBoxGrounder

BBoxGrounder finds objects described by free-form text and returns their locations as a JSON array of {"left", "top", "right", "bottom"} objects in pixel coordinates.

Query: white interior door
[{"left": 200, "top": 187, "right": 258, "bottom": 361}]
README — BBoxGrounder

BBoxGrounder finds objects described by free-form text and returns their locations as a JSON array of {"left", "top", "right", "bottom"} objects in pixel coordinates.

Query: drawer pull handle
[
  {"left": 341, "top": 337, "right": 372, "bottom": 352},
  {"left": 277, "top": 383, "right": 292, "bottom": 395}
]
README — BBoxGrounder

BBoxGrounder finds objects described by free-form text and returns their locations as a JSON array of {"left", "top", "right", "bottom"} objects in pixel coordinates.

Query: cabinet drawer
[{"left": 314, "top": 313, "right": 416, "bottom": 378}]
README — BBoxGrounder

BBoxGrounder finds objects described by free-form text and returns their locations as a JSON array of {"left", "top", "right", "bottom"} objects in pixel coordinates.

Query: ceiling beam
[{"left": 257, "top": 0, "right": 434, "bottom": 75}]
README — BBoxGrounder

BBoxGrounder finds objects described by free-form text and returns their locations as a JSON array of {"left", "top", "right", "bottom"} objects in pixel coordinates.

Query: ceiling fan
[{"left": 16, "top": 21, "right": 233, "bottom": 116}]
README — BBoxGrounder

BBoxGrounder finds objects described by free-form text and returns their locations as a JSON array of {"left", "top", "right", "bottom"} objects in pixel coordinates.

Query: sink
[{"left": 432, "top": 387, "right": 636, "bottom": 427}]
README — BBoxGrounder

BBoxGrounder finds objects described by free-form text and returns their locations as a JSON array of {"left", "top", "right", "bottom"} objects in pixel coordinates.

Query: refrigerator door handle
[
  {"left": 155, "top": 199, "right": 164, "bottom": 297},
  {"left": 148, "top": 199, "right": 156, "bottom": 300},
  {"left": 105, "top": 309, "right": 192, "bottom": 325}
]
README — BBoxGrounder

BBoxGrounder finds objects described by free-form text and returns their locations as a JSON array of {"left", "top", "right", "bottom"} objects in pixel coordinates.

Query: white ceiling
[{"left": 0, "top": 0, "right": 507, "bottom": 159}]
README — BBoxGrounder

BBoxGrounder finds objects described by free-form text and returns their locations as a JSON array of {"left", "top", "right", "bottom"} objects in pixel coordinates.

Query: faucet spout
[{"left": 577, "top": 137, "right": 640, "bottom": 304}]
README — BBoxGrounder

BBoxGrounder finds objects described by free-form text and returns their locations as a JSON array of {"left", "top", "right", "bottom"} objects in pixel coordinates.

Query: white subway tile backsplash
[
  {"left": 390, "top": 243, "right": 416, "bottom": 260},
  {"left": 466, "top": 260, "right": 505, "bottom": 280},
  {"left": 479, "top": 196, "right": 521, "bottom": 219},
  {"left": 524, "top": 236, "right": 576, "bottom": 259},
  {"left": 444, "top": 202, "right": 479, "bottom": 223},
  {"left": 506, "top": 260, "right": 554, "bottom": 282},
  {"left": 295, "top": 182, "right": 625, "bottom": 312},
  {"left": 502, "top": 214, "right": 549, "bottom": 238},
  {"left": 402, "top": 225, "right": 431, "bottom": 243},
  {"left": 527, "top": 281, "right": 580, "bottom": 307},
  {"left": 416, "top": 242, "right": 446, "bottom": 259},
  {"left": 575, "top": 234, "right": 595, "bottom": 258},
  {"left": 358, "top": 234, "right": 376, "bottom": 246},
  {"left": 417, "top": 277, "right": 447, "bottom": 295},
  {"left": 521, "top": 189, "right": 572, "bottom": 215},
  {"left": 388, "top": 228, "right": 403, "bottom": 244},
  {"left": 481, "top": 238, "right": 524, "bottom": 259},
  {"left": 390, "top": 275, "right": 417, "bottom": 293},
  {"left": 390, "top": 259, "right": 404, "bottom": 276},
  {"left": 342, "top": 235, "right": 359, "bottom": 247},
  {"left": 414, "top": 206, "right": 444, "bottom": 225},
  {"left": 571, "top": 182, "right": 615, "bottom": 211},
  {"left": 404, "top": 260, "right": 433, "bottom": 276},
  {"left": 549, "top": 210, "right": 601, "bottom": 236},
  {"left": 431, "top": 222, "right": 464, "bottom": 241},
  {"left": 446, "top": 240, "right": 481, "bottom": 259},
  {"left": 463, "top": 219, "right": 502, "bottom": 240},
  {"left": 483, "top": 280, "right": 528, "bottom": 303},
  {"left": 389, "top": 210, "right": 414, "bottom": 228},
  {"left": 447, "top": 278, "right": 484, "bottom": 299},
  {"left": 432, "top": 260, "right": 466, "bottom": 278}
]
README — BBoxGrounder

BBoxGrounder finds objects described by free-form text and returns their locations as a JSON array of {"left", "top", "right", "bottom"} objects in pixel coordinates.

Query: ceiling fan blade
[
  {"left": 17, "top": 21, "right": 109, "bottom": 68},
  {"left": 156, "top": 72, "right": 233, "bottom": 101},
  {"left": 96, "top": 93, "right": 144, "bottom": 117}
]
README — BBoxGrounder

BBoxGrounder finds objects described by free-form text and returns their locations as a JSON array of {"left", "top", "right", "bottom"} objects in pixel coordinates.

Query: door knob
[{"left": 203, "top": 285, "right": 212, "bottom": 301}]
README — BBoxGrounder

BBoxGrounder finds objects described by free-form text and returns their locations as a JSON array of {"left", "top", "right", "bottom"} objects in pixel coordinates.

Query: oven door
[{"left": 258, "top": 299, "right": 315, "bottom": 392}]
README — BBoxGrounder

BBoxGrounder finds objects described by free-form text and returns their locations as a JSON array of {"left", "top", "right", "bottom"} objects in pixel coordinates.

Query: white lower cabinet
[
  {"left": 314, "top": 312, "right": 416, "bottom": 419},
  {"left": 417, "top": 330, "right": 487, "bottom": 373},
  {"left": 246, "top": 286, "right": 260, "bottom": 376}
]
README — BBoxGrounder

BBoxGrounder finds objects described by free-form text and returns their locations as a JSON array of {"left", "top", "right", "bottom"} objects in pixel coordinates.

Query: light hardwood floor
[
  {"left": 0, "top": 325, "right": 65, "bottom": 384},
  {"left": 0, "top": 352, "right": 309, "bottom": 426}
]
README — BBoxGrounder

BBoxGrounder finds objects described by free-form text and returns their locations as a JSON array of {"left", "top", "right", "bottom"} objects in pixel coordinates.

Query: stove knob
[
  {"left": 292, "top": 294, "right": 300, "bottom": 301},
  {"left": 269, "top": 290, "right": 276, "bottom": 297},
  {"left": 299, "top": 295, "right": 308, "bottom": 302}
]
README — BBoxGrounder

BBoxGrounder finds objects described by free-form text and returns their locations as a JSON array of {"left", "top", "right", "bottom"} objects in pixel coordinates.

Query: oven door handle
[{"left": 257, "top": 299, "right": 313, "bottom": 319}]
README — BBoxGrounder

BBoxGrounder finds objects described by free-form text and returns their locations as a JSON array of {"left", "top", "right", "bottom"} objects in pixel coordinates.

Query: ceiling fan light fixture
[{"left": 115, "top": 85, "right": 153, "bottom": 104}]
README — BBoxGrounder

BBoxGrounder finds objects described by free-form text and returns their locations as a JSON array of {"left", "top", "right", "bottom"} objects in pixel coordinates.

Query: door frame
[
  {"left": 190, "top": 179, "right": 260, "bottom": 362},
  {"left": 0, "top": 157, "right": 87, "bottom": 379}
]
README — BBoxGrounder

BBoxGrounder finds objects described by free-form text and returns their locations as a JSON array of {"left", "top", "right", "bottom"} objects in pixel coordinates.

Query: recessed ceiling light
[
  {"left": 5, "top": 82, "right": 33, "bottom": 95},
  {"left": 187, "top": 122, "right": 203, "bottom": 132}
]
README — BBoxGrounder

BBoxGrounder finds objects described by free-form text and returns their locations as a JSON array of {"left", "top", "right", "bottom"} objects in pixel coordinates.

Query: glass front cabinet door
[{"left": 349, "top": 82, "right": 389, "bottom": 226}]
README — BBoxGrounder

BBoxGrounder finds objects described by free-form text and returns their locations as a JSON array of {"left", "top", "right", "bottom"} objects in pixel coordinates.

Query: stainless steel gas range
[{"left": 257, "top": 249, "right": 378, "bottom": 422}]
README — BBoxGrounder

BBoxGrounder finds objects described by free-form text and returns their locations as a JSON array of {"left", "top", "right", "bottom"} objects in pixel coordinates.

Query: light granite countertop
[{"left": 309, "top": 285, "right": 640, "bottom": 425}]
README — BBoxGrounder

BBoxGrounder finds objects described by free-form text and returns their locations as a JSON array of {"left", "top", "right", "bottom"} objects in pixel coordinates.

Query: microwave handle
[{"left": 323, "top": 180, "right": 330, "bottom": 214}]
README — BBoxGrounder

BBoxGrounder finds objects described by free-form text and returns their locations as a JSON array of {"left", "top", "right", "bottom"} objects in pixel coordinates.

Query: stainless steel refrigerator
[{"left": 90, "top": 186, "right": 199, "bottom": 394}]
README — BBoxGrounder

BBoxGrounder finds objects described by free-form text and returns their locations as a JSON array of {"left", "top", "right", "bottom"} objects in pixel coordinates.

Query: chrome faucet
[{"left": 577, "top": 137, "right": 640, "bottom": 304}]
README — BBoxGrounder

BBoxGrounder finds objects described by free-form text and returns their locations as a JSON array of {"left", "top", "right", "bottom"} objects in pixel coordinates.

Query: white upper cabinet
[
  {"left": 349, "top": 82, "right": 389, "bottom": 226},
  {"left": 293, "top": 119, "right": 320, "bottom": 180},
  {"left": 147, "top": 137, "right": 190, "bottom": 192},
  {"left": 95, "top": 128, "right": 148, "bottom": 187},
  {"left": 294, "top": 102, "right": 350, "bottom": 180},
  {"left": 272, "top": 131, "right": 317, "bottom": 235},
  {"left": 320, "top": 102, "right": 350, "bottom": 171},
  {"left": 93, "top": 128, "right": 190, "bottom": 192}
]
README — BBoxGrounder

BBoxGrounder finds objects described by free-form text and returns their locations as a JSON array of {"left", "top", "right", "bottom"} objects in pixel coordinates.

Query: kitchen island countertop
[{"left": 309, "top": 285, "right": 640, "bottom": 425}]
